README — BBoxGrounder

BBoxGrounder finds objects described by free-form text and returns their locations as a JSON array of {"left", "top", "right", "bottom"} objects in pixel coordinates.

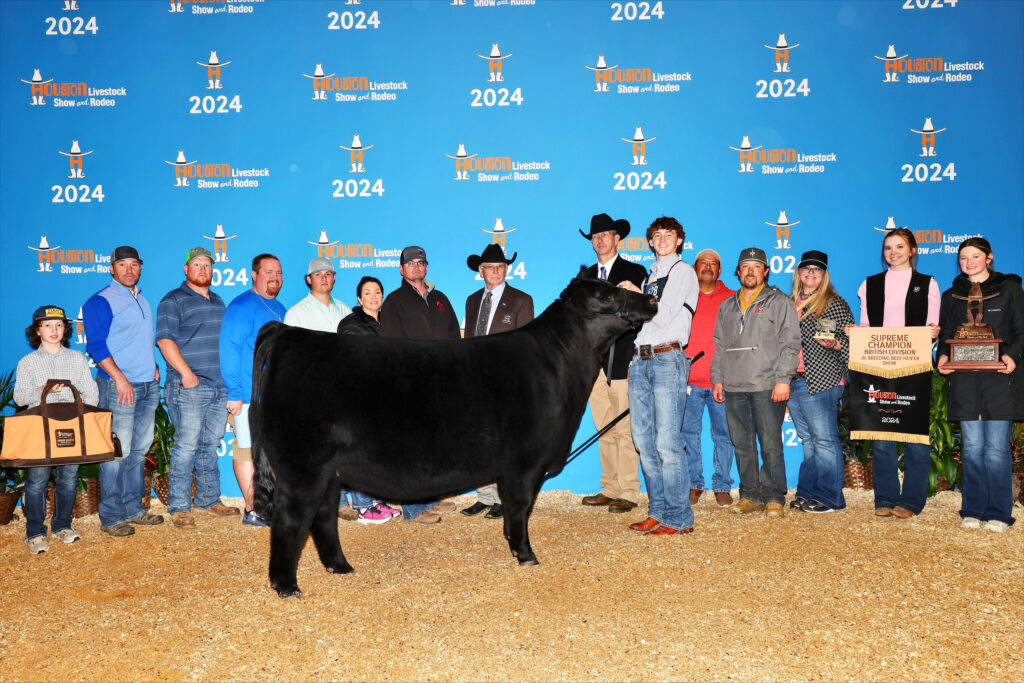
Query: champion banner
[{"left": 848, "top": 326, "right": 933, "bottom": 445}]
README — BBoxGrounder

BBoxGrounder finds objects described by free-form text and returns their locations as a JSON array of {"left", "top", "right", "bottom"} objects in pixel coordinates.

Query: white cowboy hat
[
  {"left": 164, "top": 150, "right": 197, "bottom": 166},
  {"left": 910, "top": 117, "right": 947, "bottom": 134},
  {"left": 21, "top": 68, "right": 53, "bottom": 85},
  {"left": 765, "top": 34, "right": 800, "bottom": 49},
  {"left": 585, "top": 55, "right": 618, "bottom": 71},
  {"left": 197, "top": 51, "right": 231, "bottom": 67},
  {"left": 203, "top": 225, "right": 237, "bottom": 241},
  {"left": 874, "top": 44, "right": 908, "bottom": 61},
  {"left": 340, "top": 134, "right": 374, "bottom": 151},
  {"left": 29, "top": 236, "right": 58, "bottom": 252},
  {"left": 302, "top": 63, "right": 335, "bottom": 79},
  {"left": 872, "top": 216, "right": 908, "bottom": 233},
  {"left": 445, "top": 144, "right": 478, "bottom": 160},
  {"left": 482, "top": 217, "right": 518, "bottom": 235},
  {"left": 621, "top": 126, "right": 656, "bottom": 143},
  {"left": 729, "top": 135, "right": 763, "bottom": 152},
  {"left": 478, "top": 43, "right": 512, "bottom": 60},
  {"left": 58, "top": 140, "right": 93, "bottom": 157},
  {"left": 307, "top": 230, "right": 340, "bottom": 246},
  {"left": 765, "top": 210, "right": 800, "bottom": 228}
]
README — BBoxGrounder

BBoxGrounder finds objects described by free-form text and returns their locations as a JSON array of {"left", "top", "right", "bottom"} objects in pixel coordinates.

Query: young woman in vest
[
  {"left": 788, "top": 251, "right": 855, "bottom": 514},
  {"left": 13, "top": 306, "right": 99, "bottom": 554},
  {"left": 856, "top": 228, "right": 940, "bottom": 518},
  {"left": 937, "top": 237, "right": 1023, "bottom": 533}
]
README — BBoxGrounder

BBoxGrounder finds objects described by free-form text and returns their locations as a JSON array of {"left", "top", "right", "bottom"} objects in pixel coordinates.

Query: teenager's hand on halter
[{"left": 617, "top": 281, "right": 641, "bottom": 293}]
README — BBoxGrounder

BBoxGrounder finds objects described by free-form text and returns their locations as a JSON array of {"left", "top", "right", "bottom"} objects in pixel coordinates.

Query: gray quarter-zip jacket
[{"left": 709, "top": 284, "right": 801, "bottom": 393}]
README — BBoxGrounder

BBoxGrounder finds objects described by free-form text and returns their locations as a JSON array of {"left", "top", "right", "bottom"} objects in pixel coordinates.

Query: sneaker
[
  {"left": 101, "top": 522, "right": 135, "bottom": 537},
  {"left": 765, "top": 502, "right": 785, "bottom": 518},
  {"left": 730, "top": 499, "right": 765, "bottom": 514},
  {"left": 198, "top": 503, "right": 240, "bottom": 517},
  {"left": 802, "top": 500, "right": 837, "bottom": 514},
  {"left": 25, "top": 535, "right": 49, "bottom": 554},
  {"left": 984, "top": 520, "right": 1009, "bottom": 533},
  {"left": 128, "top": 511, "right": 164, "bottom": 526},
  {"left": 242, "top": 509, "right": 270, "bottom": 527},
  {"left": 54, "top": 527, "right": 81, "bottom": 543},
  {"left": 338, "top": 507, "right": 359, "bottom": 521},
  {"left": 357, "top": 505, "right": 393, "bottom": 525},
  {"left": 376, "top": 503, "right": 402, "bottom": 519},
  {"left": 408, "top": 510, "right": 441, "bottom": 524},
  {"left": 789, "top": 497, "right": 808, "bottom": 510},
  {"left": 960, "top": 517, "right": 982, "bottom": 529},
  {"left": 172, "top": 511, "right": 196, "bottom": 527},
  {"left": 434, "top": 501, "right": 456, "bottom": 513},
  {"left": 484, "top": 504, "right": 504, "bottom": 519}
]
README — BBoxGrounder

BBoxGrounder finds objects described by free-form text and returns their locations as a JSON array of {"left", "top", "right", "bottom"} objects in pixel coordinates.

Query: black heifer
[{"left": 250, "top": 276, "right": 657, "bottom": 598}]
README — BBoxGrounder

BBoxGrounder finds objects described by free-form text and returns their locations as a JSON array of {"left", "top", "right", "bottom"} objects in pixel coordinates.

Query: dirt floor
[{"left": 0, "top": 489, "right": 1021, "bottom": 682}]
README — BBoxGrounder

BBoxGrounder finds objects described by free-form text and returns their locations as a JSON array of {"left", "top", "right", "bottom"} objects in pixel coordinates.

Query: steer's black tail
[{"left": 251, "top": 321, "right": 286, "bottom": 522}]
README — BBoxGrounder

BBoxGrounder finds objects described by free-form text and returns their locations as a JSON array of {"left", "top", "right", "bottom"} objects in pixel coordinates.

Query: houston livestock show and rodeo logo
[
  {"left": 333, "top": 134, "right": 385, "bottom": 199},
  {"left": 300, "top": 62, "right": 406, "bottom": 103},
  {"left": 472, "top": 43, "right": 523, "bottom": 108},
  {"left": 615, "top": 127, "right": 666, "bottom": 192},
  {"left": 727, "top": 134, "right": 837, "bottom": 176},
  {"left": 900, "top": 117, "right": 956, "bottom": 185},
  {"left": 307, "top": 230, "right": 401, "bottom": 271},
  {"left": 163, "top": 148, "right": 269, "bottom": 190},
  {"left": 444, "top": 144, "right": 550, "bottom": 183},
  {"left": 28, "top": 235, "right": 108, "bottom": 277},
  {"left": 873, "top": 41, "right": 983, "bottom": 84},
  {"left": 756, "top": 33, "right": 810, "bottom": 99},
  {"left": 584, "top": 53, "right": 690, "bottom": 95}
]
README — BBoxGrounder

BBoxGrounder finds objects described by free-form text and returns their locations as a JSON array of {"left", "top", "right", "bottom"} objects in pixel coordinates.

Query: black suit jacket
[
  {"left": 585, "top": 257, "right": 648, "bottom": 379},
  {"left": 464, "top": 284, "right": 534, "bottom": 338}
]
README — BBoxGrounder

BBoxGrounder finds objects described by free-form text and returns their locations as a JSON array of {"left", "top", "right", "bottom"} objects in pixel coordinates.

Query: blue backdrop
[{"left": 2, "top": 0, "right": 1022, "bottom": 497}]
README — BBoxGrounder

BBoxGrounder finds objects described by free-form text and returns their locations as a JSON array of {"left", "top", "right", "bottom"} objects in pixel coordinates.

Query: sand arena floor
[{"left": 0, "top": 489, "right": 1021, "bottom": 682}]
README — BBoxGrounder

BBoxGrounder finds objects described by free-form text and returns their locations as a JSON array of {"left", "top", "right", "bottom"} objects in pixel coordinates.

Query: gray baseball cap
[{"left": 307, "top": 257, "right": 335, "bottom": 275}]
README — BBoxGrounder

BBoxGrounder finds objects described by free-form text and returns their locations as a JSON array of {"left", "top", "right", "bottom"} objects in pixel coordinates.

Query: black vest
[{"left": 865, "top": 270, "right": 932, "bottom": 327}]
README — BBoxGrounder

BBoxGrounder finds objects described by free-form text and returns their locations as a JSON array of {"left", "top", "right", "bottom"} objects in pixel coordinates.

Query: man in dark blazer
[
  {"left": 461, "top": 243, "right": 534, "bottom": 519},
  {"left": 579, "top": 213, "right": 649, "bottom": 512}
]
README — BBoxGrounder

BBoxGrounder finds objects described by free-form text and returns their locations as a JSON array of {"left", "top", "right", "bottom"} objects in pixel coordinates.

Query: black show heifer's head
[{"left": 560, "top": 268, "right": 658, "bottom": 349}]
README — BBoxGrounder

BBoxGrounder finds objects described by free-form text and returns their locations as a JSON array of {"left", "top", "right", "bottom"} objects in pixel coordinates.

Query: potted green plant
[
  {"left": 1011, "top": 422, "right": 1024, "bottom": 505},
  {"left": 148, "top": 398, "right": 175, "bottom": 505},
  {"left": 928, "top": 368, "right": 962, "bottom": 495}
]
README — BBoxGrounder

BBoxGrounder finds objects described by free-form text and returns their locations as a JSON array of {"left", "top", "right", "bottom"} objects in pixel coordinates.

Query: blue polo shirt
[
  {"left": 82, "top": 279, "right": 156, "bottom": 382},
  {"left": 156, "top": 281, "right": 226, "bottom": 386},
  {"left": 219, "top": 289, "right": 286, "bottom": 403}
]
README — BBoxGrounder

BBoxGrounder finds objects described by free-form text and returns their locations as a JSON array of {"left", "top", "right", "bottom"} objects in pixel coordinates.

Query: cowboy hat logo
[
  {"left": 622, "top": 127, "right": 656, "bottom": 166},
  {"left": 197, "top": 51, "right": 230, "bottom": 90},
  {"left": 910, "top": 117, "right": 947, "bottom": 157},
  {"left": 202, "top": 224, "right": 238, "bottom": 262},
  {"left": 478, "top": 43, "right": 512, "bottom": 82},
  {"left": 339, "top": 134, "right": 373, "bottom": 173},
  {"left": 58, "top": 140, "right": 93, "bottom": 179},
  {"left": 765, "top": 210, "right": 800, "bottom": 250},
  {"left": 729, "top": 136, "right": 763, "bottom": 173},
  {"left": 874, "top": 44, "right": 909, "bottom": 82},
  {"left": 764, "top": 33, "right": 800, "bottom": 73}
]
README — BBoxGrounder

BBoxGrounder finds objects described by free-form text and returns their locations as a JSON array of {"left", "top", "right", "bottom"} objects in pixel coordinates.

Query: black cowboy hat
[
  {"left": 579, "top": 213, "right": 630, "bottom": 240},
  {"left": 467, "top": 243, "right": 517, "bottom": 271}
]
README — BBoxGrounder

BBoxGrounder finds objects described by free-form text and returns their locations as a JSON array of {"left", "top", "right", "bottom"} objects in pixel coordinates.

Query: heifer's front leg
[
  {"left": 310, "top": 477, "right": 354, "bottom": 576},
  {"left": 496, "top": 478, "right": 539, "bottom": 566},
  {"left": 268, "top": 482, "right": 322, "bottom": 599}
]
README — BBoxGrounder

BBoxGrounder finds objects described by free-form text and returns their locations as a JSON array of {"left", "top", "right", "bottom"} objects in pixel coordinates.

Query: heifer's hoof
[
  {"left": 517, "top": 555, "right": 539, "bottom": 566},
  {"left": 273, "top": 585, "right": 303, "bottom": 600},
  {"left": 325, "top": 561, "right": 355, "bottom": 575}
]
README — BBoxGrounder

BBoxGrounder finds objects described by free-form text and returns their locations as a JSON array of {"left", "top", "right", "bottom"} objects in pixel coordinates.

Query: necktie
[
  {"left": 599, "top": 265, "right": 607, "bottom": 280},
  {"left": 476, "top": 291, "right": 492, "bottom": 336}
]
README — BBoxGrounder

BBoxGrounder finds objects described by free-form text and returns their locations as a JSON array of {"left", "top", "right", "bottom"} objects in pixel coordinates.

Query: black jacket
[
  {"left": 379, "top": 279, "right": 460, "bottom": 340},
  {"left": 337, "top": 306, "right": 381, "bottom": 336},
  {"left": 938, "top": 271, "right": 1024, "bottom": 421},
  {"left": 585, "top": 257, "right": 648, "bottom": 379}
]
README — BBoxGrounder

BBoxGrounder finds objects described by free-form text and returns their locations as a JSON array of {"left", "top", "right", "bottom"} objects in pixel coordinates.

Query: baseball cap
[
  {"left": 693, "top": 248, "right": 722, "bottom": 264},
  {"left": 307, "top": 257, "right": 335, "bottom": 275},
  {"left": 32, "top": 305, "right": 67, "bottom": 324},
  {"left": 737, "top": 247, "right": 768, "bottom": 267},
  {"left": 798, "top": 250, "right": 829, "bottom": 270},
  {"left": 111, "top": 245, "right": 143, "bottom": 264},
  {"left": 401, "top": 246, "right": 427, "bottom": 265},
  {"left": 185, "top": 246, "right": 214, "bottom": 264}
]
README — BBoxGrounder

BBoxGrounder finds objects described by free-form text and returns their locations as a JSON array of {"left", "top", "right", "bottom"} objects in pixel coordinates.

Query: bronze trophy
[{"left": 944, "top": 282, "right": 1006, "bottom": 371}]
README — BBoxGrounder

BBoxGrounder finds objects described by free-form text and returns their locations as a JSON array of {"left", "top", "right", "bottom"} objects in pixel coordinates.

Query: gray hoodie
[{"left": 709, "top": 284, "right": 801, "bottom": 393}]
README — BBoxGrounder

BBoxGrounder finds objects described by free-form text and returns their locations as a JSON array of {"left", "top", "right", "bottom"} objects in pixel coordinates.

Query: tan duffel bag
[{"left": 0, "top": 380, "right": 117, "bottom": 467}]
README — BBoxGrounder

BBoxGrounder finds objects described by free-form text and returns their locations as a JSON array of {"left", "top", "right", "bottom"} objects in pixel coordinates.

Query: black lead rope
[{"left": 560, "top": 349, "right": 706, "bottom": 471}]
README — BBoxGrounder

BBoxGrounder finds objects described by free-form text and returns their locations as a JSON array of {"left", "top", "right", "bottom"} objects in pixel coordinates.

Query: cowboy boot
[
  {"left": 356, "top": 163, "right": 365, "bottom": 173},
  {"left": 782, "top": 62, "right": 791, "bottom": 73},
  {"left": 214, "top": 79, "right": 223, "bottom": 89},
  {"left": 495, "top": 72, "right": 503, "bottom": 82},
  {"left": 207, "top": 80, "right": 215, "bottom": 90},
  {"left": 920, "top": 147, "right": 928, "bottom": 157},
  {"left": 631, "top": 155, "right": 640, "bottom": 166},
  {"left": 774, "top": 63, "right": 782, "bottom": 73},
  {"left": 637, "top": 155, "right": 647, "bottom": 166},
  {"left": 350, "top": 163, "right": 358, "bottom": 173},
  {"left": 928, "top": 147, "right": 937, "bottom": 157},
  {"left": 782, "top": 239, "right": 791, "bottom": 249}
]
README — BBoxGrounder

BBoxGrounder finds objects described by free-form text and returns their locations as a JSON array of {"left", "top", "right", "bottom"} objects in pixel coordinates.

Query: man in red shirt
[{"left": 682, "top": 249, "right": 737, "bottom": 507}]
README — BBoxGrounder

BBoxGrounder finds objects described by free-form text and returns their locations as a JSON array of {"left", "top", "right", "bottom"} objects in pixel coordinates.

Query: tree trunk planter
[
  {"left": 72, "top": 477, "right": 100, "bottom": 518},
  {"left": 0, "top": 491, "right": 21, "bottom": 525},
  {"left": 844, "top": 458, "right": 873, "bottom": 490},
  {"left": 142, "top": 472, "right": 152, "bottom": 511},
  {"left": 152, "top": 472, "right": 197, "bottom": 506}
]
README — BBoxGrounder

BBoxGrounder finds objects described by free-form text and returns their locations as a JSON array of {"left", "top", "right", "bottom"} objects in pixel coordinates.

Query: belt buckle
[{"left": 639, "top": 344, "right": 654, "bottom": 360}]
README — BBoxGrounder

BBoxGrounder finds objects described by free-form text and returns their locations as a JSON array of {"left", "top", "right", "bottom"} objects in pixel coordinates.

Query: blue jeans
[
  {"left": 628, "top": 350, "right": 693, "bottom": 530},
  {"left": 682, "top": 385, "right": 735, "bottom": 492},
  {"left": 872, "top": 439, "right": 930, "bottom": 515},
  {"left": 724, "top": 390, "right": 788, "bottom": 506},
  {"left": 960, "top": 420, "right": 1015, "bottom": 526},
  {"left": 165, "top": 377, "right": 228, "bottom": 514},
  {"left": 98, "top": 378, "right": 159, "bottom": 527},
  {"left": 342, "top": 489, "right": 377, "bottom": 509},
  {"left": 788, "top": 379, "right": 846, "bottom": 509},
  {"left": 23, "top": 464, "right": 78, "bottom": 540},
  {"left": 401, "top": 501, "right": 437, "bottom": 520}
]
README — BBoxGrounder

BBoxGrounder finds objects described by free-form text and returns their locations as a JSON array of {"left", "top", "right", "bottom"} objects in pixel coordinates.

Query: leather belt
[
  {"left": 794, "top": 371, "right": 806, "bottom": 379},
  {"left": 634, "top": 342, "right": 682, "bottom": 360}
]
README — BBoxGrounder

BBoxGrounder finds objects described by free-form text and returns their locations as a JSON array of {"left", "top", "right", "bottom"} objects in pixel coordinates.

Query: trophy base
[{"left": 945, "top": 338, "right": 1006, "bottom": 371}]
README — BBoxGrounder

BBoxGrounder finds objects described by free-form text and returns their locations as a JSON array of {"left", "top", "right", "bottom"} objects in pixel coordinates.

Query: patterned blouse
[{"left": 796, "top": 294, "right": 855, "bottom": 395}]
